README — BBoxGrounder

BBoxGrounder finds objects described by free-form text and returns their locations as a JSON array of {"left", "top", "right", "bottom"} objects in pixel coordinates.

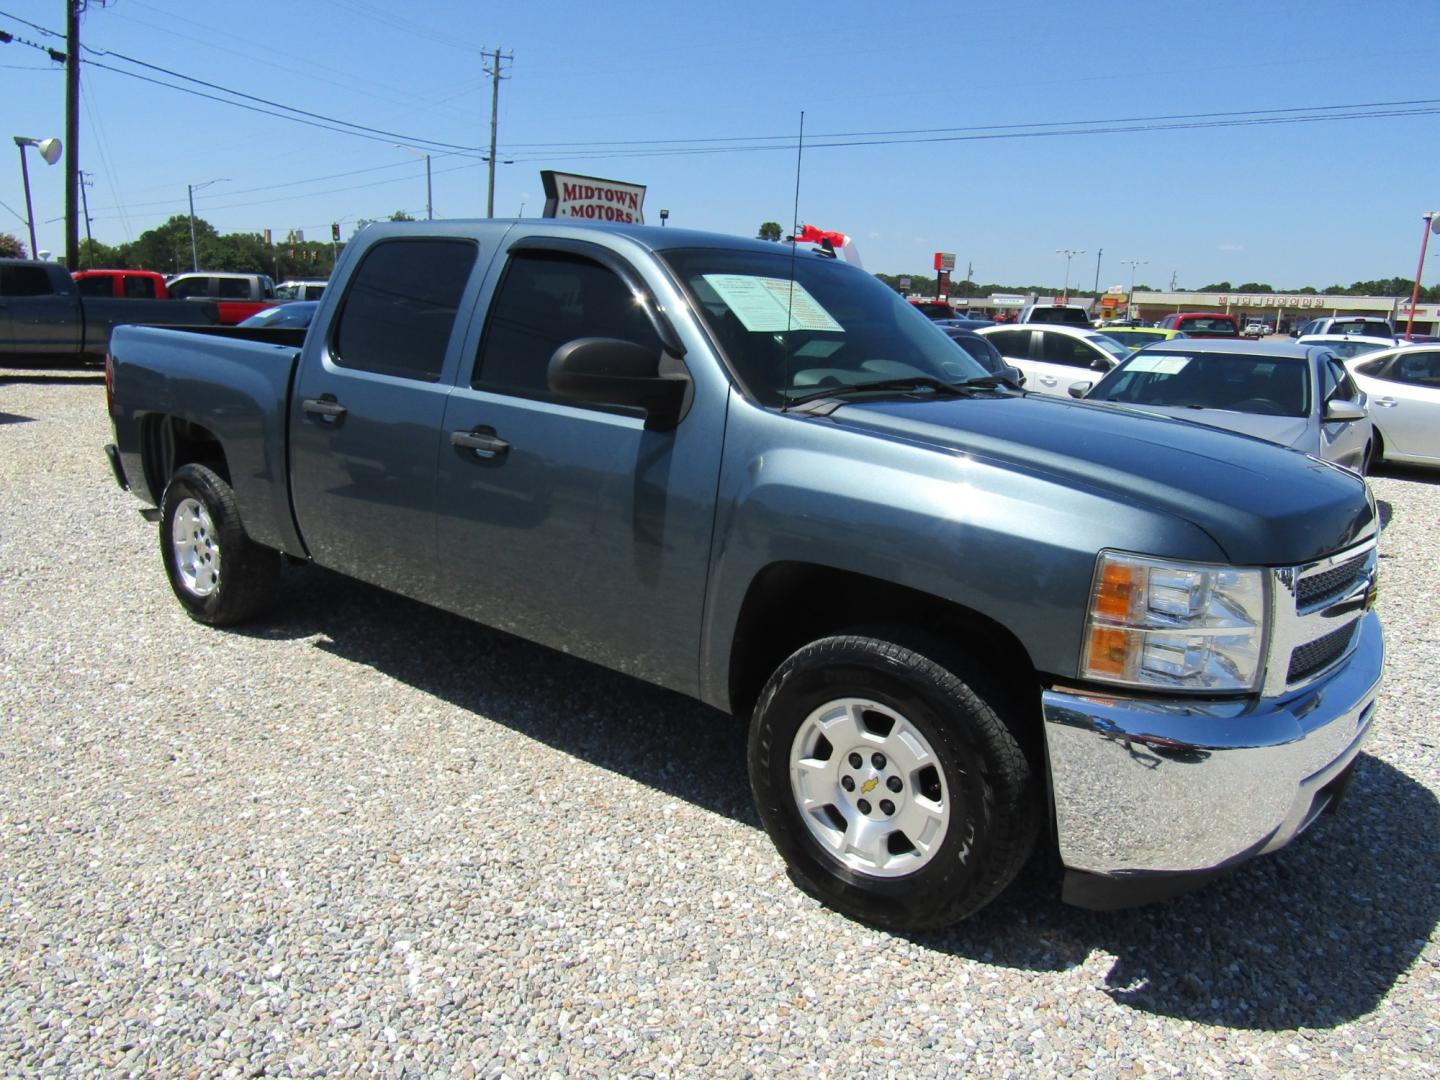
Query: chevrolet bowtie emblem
[{"left": 861, "top": 777, "right": 879, "bottom": 795}]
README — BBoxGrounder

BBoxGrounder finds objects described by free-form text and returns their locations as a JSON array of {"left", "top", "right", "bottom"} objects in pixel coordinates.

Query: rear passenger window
[
  {"left": 473, "top": 250, "right": 661, "bottom": 396},
  {"left": 74, "top": 276, "right": 112, "bottom": 297},
  {"left": 332, "top": 239, "right": 478, "bottom": 382},
  {"left": 169, "top": 278, "right": 209, "bottom": 300},
  {"left": 123, "top": 276, "right": 157, "bottom": 299},
  {"left": 217, "top": 277, "right": 251, "bottom": 299},
  {"left": 986, "top": 329, "right": 1031, "bottom": 357}
]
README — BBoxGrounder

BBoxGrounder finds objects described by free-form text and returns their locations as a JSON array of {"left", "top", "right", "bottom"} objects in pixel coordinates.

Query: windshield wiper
[{"left": 785, "top": 376, "right": 978, "bottom": 408}]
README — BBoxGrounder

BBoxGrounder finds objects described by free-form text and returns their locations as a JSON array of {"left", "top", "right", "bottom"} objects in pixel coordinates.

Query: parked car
[
  {"left": 275, "top": 279, "right": 328, "bottom": 301},
  {"left": 1295, "top": 333, "right": 1396, "bottom": 360},
  {"left": 1072, "top": 340, "right": 1372, "bottom": 472},
  {"left": 976, "top": 323, "right": 1130, "bottom": 395},
  {"left": 1018, "top": 303, "right": 1091, "bottom": 326},
  {"left": 166, "top": 272, "right": 279, "bottom": 325},
  {"left": 104, "top": 219, "right": 1383, "bottom": 928},
  {"left": 1101, "top": 327, "right": 1190, "bottom": 351},
  {"left": 1156, "top": 312, "right": 1241, "bottom": 338},
  {"left": 932, "top": 317, "right": 996, "bottom": 331},
  {"left": 908, "top": 299, "right": 960, "bottom": 319},
  {"left": 938, "top": 326, "right": 1025, "bottom": 386},
  {"left": 1345, "top": 344, "right": 1440, "bottom": 469},
  {"left": 1242, "top": 321, "right": 1271, "bottom": 339},
  {"left": 237, "top": 300, "right": 320, "bottom": 329},
  {"left": 72, "top": 269, "right": 170, "bottom": 300},
  {"left": 1291, "top": 316, "right": 1395, "bottom": 340}
]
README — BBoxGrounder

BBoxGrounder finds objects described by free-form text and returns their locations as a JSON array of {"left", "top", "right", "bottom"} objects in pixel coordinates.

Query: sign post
[{"left": 934, "top": 251, "right": 956, "bottom": 300}]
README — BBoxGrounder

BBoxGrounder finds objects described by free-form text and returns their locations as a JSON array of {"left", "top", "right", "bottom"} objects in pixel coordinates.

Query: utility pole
[
  {"left": 484, "top": 47, "right": 512, "bottom": 218},
  {"left": 1093, "top": 248, "right": 1103, "bottom": 295},
  {"left": 64, "top": 2, "right": 79, "bottom": 269},
  {"left": 78, "top": 169, "right": 94, "bottom": 258}
]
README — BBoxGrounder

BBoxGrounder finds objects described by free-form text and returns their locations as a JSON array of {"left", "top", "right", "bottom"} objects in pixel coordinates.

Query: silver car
[
  {"left": 1345, "top": 344, "right": 1440, "bottom": 470},
  {"left": 1071, "top": 339, "right": 1373, "bottom": 472}
]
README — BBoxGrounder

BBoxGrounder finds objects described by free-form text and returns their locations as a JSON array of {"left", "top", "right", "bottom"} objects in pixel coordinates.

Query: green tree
[
  {"left": 1233, "top": 281, "right": 1272, "bottom": 292},
  {"left": 1197, "top": 281, "right": 1232, "bottom": 291},
  {"left": 757, "top": 221, "right": 783, "bottom": 241},
  {"left": 389, "top": 210, "right": 416, "bottom": 222},
  {"left": 76, "top": 237, "right": 122, "bottom": 269},
  {"left": 0, "top": 232, "right": 24, "bottom": 258}
]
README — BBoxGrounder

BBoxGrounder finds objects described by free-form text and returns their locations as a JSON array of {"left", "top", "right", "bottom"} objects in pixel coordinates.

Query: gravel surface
[{"left": 1, "top": 369, "right": 1436, "bottom": 1078}]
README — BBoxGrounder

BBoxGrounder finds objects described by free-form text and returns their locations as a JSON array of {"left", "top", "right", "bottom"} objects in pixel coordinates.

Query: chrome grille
[
  {"left": 1296, "top": 553, "right": 1367, "bottom": 610},
  {"left": 1287, "top": 621, "right": 1359, "bottom": 683},
  {"left": 1263, "top": 535, "right": 1378, "bottom": 697}
]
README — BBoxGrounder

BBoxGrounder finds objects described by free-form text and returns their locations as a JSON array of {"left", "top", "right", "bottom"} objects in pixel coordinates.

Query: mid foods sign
[
  {"left": 541, "top": 171, "right": 646, "bottom": 223},
  {"left": 1219, "top": 293, "right": 1331, "bottom": 308}
]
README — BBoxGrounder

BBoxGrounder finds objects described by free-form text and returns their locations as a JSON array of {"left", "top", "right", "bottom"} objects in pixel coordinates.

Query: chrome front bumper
[{"left": 1043, "top": 609, "right": 1382, "bottom": 881}]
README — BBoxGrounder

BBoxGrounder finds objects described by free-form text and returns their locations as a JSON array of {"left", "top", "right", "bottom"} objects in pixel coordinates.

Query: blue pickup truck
[
  {"left": 1, "top": 258, "right": 219, "bottom": 363},
  {"left": 104, "top": 220, "right": 1384, "bottom": 928}
]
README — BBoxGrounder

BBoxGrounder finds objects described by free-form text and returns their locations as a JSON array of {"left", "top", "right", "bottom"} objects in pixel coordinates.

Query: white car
[
  {"left": 1291, "top": 315, "right": 1395, "bottom": 339},
  {"left": 976, "top": 323, "right": 1130, "bottom": 395},
  {"left": 1296, "top": 333, "right": 1396, "bottom": 361},
  {"left": 1344, "top": 344, "right": 1440, "bottom": 469}
]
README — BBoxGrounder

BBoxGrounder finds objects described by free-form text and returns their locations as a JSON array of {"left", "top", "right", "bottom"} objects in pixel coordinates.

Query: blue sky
[{"left": 2, "top": 0, "right": 1438, "bottom": 289}]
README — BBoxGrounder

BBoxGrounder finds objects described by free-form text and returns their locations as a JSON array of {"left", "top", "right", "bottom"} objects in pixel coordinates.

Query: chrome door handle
[
  {"left": 302, "top": 396, "right": 347, "bottom": 421},
  {"left": 450, "top": 428, "right": 510, "bottom": 459},
  {"left": 1375, "top": 398, "right": 1398, "bottom": 407}
]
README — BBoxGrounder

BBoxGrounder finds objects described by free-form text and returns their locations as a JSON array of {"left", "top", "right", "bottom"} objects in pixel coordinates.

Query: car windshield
[
  {"left": 1087, "top": 334, "right": 1131, "bottom": 360},
  {"left": 1180, "top": 318, "right": 1237, "bottom": 335},
  {"left": 1089, "top": 352, "right": 1310, "bottom": 417},
  {"left": 661, "top": 248, "right": 989, "bottom": 406},
  {"left": 1103, "top": 330, "right": 1160, "bottom": 348}
]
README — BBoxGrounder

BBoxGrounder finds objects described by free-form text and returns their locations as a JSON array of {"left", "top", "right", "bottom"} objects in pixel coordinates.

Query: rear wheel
[
  {"left": 160, "top": 464, "right": 281, "bottom": 625},
  {"left": 1363, "top": 432, "right": 1383, "bottom": 474},
  {"left": 748, "top": 633, "right": 1039, "bottom": 929}
]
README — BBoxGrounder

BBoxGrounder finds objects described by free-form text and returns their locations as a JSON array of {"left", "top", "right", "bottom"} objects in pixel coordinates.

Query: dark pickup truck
[
  {"left": 104, "top": 220, "right": 1384, "bottom": 928},
  {"left": 1, "top": 258, "right": 219, "bottom": 364}
]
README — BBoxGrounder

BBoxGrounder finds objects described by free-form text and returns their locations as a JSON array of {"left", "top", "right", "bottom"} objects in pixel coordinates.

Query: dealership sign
[
  {"left": 541, "top": 171, "right": 646, "bottom": 223},
  {"left": 1218, "top": 293, "right": 1330, "bottom": 308}
]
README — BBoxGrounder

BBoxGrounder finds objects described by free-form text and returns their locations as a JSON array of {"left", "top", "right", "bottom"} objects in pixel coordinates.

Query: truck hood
[{"left": 830, "top": 393, "right": 1372, "bottom": 566}]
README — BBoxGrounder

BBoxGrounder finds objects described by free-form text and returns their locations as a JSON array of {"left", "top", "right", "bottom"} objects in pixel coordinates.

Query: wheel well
[
  {"left": 141, "top": 414, "right": 231, "bottom": 499},
  {"left": 728, "top": 562, "right": 1041, "bottom": 744}
]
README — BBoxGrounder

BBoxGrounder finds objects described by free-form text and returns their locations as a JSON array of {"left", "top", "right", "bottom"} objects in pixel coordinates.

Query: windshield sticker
[
  {"left": 1126, "top": 356, "right": 1191, "bottom": 375},
  {"left": 702, "top": 274, "right": 844, "bottom": 333}
]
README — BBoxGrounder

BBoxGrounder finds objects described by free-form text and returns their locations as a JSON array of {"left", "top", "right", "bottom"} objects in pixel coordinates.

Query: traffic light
[{"left": 331, "top": 222, "right": 340, "bottom": 242}]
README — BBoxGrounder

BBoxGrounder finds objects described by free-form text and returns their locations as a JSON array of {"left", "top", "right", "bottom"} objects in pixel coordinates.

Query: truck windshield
[{"left": 661, "top": 248, "right": 988, "bottom": 406}]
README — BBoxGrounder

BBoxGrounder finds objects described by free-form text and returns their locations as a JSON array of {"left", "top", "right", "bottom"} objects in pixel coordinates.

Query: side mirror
[
  {"left": 547, "top": 337, "right": 691, "bottom": 430},
  {"left": 1324, "top": 399, "right": 1366, "bottom": 422},
  {"left": 1090, "top": 357, "right": 1113, "bottom": 372},
  {"left": 1068, "top": 381, "right": 1093, "bottom": 398}
]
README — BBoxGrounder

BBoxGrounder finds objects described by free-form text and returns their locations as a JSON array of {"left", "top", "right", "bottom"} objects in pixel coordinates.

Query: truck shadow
[{"left": 242, "top": 564, "right": 1437, "bottom": 1033}]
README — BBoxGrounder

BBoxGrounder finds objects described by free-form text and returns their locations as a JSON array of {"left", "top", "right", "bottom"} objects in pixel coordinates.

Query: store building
[{"left": 1127, "top": 290, "right": 1424, "bottom": 334}]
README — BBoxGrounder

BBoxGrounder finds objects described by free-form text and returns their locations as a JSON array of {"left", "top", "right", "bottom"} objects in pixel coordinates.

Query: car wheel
[
  {"left": 160, "top": 463, "right": 281, "bottom": 626},
  {"left": 1364, "top": 433, "right": 1383, "bottom": 474},
  {"left": 748, "top": 633, "right": 1039, "bottom": 929}
]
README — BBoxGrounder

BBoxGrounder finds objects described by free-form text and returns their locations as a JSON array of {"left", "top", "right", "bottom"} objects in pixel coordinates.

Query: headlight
[{"left": 1081, "top": 552, "right": 1268, "bottom": 693}]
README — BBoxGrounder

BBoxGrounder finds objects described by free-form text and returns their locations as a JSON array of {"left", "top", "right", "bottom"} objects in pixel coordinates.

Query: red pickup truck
[
  {"left": 1156, "top": 312, "right": 1240, "bottom": 338},
  {"left": 166, "top": 272, "right": 278, "bottom": 325},
  {"left": 72, "top": 269, "right": 170, "bottom": 300}
]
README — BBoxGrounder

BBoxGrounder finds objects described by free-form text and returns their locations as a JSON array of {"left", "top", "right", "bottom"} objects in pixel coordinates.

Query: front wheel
[
  {"left": 748, "top": 634, "right": 1039, "bottom": 929},
  {"left": 160, "top": 464, "right": 281, "bottom": 626}
]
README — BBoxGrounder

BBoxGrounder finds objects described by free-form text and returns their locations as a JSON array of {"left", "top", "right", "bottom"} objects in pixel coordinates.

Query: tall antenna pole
[{"left": 484, "top": 47, "right": 512, "bottom": 217}]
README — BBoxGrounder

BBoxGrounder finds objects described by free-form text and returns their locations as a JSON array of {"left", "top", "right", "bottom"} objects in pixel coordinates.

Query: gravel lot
[{"left": 2, "top": 369, "right": 1436, "bottom": 1078}]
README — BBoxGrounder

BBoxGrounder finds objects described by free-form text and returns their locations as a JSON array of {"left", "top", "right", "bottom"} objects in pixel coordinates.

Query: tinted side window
[
  {"left": 169, "top": 277, "right": 209, "bottom": 300},
  {"left": 1395, "top": 350, "right": 1440, "bottom": 386},
  {"left": 474, "top": 250, "right": 662, "bottom": 396},
  {"left": 124, "top": 276, "right": 158, "bottom": 299},
  {"left": 74, "top": 276, "right": 112, "bottom": 297},
  {"left": 332, "top": 239, "right": 478, "bottom": 382},
  {"left": 1039, "top": 333, "right": 1092, "bottom": 367},
  {"left": 986, "top": 329, "right": 1031, "bottom": 358},
  {"left": 217, "top": 277, "right": 251, "bottom": 299},
  {"left": 0, "top": 265, "right": 58, "bottom": 296}
]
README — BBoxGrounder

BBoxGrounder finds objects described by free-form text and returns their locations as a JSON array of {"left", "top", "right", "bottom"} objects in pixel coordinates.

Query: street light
[
  {"left": 187, "top": 178, "right": 228, "bottom": 271},
  {"left": 13, "top": 136, "right": 62, "bottom": 258},
  {"left": 1055, "top": 248, "right": 1085, "bottom": 304},
  {"left": 394, "top": 145, "right": 433, "bottom": 220},
  {"left": 659, "top": 209, "right": 669, "bottom": 227},
  {"left": 1404, "top": 211, "right": 1440, "bottom": 341},
  {"left": 1121, "top": 259, "right": 1148, "bottom": 323}
]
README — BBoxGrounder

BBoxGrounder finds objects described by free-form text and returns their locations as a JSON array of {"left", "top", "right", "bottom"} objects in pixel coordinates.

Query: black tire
[
  {"left": 159, "top": 463, "right": 281, "bottom": 626},
  {"left": 1363, "top": 432, "right": 1382, "bottom": 475},
  {"left": 748, "top": 633, "right": 1039, "bottom": 929}
]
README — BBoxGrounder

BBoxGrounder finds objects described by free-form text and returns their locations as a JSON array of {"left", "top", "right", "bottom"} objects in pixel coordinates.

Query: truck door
[
  {"left": 288, "top": 237, "right": 480, "bottom": 600},
  {"left": 0, "top": 262, "right": 77, "bottom": 358},
  {"left": 434, "top": 239, "right": 723, "bottom": 695}
]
